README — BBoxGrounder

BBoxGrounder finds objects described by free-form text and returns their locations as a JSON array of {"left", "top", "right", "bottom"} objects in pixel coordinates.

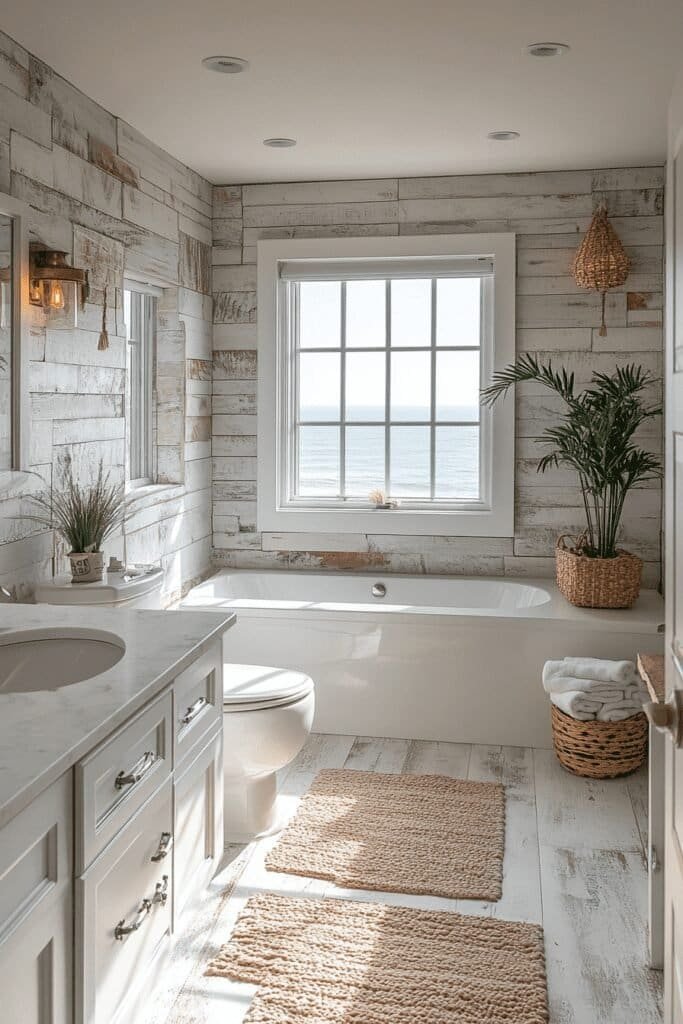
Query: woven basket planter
[
  {"left": 555, "top": 535, "right": 642, "bottom": 609},
  {"left": 551, "top": 705, "right": 647, "bottom": 779}
]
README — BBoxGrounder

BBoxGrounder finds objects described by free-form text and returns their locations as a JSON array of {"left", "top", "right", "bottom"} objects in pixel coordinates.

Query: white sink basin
[{"left": 0, "top": 628, "right": 126, "bottom": 693}]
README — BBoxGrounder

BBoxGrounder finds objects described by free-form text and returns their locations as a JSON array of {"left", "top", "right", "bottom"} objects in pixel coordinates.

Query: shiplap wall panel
[
  {"left": 0, "top": 28, "right": 213, "bottom": 602},
  {"left": 211, "top": 165, "right": 664, "bottom": 584}
]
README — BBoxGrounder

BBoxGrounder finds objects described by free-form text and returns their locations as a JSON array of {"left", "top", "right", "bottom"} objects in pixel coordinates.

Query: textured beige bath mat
[
  {"left": 207, "top": 893, "right": 548, "bottom": 1023},
  {"left": 266, "top": 768, "right": 505, "bottom": 900}
]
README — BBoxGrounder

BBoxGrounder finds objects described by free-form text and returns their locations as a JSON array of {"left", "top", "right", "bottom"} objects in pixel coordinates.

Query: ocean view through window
[
  {"left": 296, "top": 277, "right": 482, "bottom": 501},
  {"left": 257, "top": 235, "right": 515, "bottom": 537}
]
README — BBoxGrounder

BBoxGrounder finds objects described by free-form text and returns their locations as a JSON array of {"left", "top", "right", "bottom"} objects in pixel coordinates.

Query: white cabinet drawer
[
  {"left": 75, "top": 692, "right": 172, "bottom": 873},
  {"left": 173, "top": 642, "right": 222, "bottom": 767},
  {"left": 173, "top": 721, "right": 223, "bottom": 928},
  {"left": 76, "top": 779, "right": 173, "bottom": 1024}
]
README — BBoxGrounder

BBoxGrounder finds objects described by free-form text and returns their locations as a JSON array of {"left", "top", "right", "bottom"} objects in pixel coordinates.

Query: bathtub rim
[{"left": 181, "top": 569, "right": 664, "bottom": 636}]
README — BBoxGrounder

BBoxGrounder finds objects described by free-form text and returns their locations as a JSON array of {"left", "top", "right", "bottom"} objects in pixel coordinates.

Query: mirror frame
[{"left": 0, "top": 192, "right": 30, "bottom": 474}]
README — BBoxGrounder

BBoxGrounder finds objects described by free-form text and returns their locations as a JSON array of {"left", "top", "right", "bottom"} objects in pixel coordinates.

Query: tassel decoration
[{"left": 98, "top": 285, "right": 109, "bottom": 351}]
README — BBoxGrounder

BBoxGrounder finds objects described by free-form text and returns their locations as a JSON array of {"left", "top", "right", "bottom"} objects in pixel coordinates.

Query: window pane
[
  {"left": 390, "top": 426, "right": 430, "bottom": 497},
  {"left": 435, "top": 426, "right": 480, "bottom": 499},
  {"left": 436, "top": 350, "right": 480, "bottom": 422},
  {"left": 298, "top": 352, "right": 340, "bottom": 421},
  {"left": 391, "top": 279, "right": 431, "bottom": 347},
  {"left": 346, "top": 352, "right": 385, "bottom": 421},
  {"left": 345, "top": 426, "right": 385, "bottom": 497},
  {"left": 391, "top": 350, "right": 431, "bottom": 421},
  {"left": 346, "top": 280, "right": 385, "bottom": 348},
  {"left": 0, "top": 215, "right": 12, "bottom": 470},
  {"left": 436, "top": 278, "right": 481, "bottom": 347},
  {"left": 299, "top": 282, "right": 341, "bottom": 348},
  {"left": 298, "top": 426, "right": 340, "bottom": 496},
  {"left": 126, "top": 289, "right": 154, "bottom": 482}
]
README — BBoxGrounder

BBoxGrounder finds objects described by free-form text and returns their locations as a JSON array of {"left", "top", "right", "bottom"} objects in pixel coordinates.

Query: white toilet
[{"left": 222, "top": 664, "right": 315, "bottom": 843}]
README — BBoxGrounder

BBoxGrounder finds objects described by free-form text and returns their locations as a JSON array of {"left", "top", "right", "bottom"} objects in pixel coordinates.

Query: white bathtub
[{"left": 181, "top": 570, "right": 664, "bottom": 748}]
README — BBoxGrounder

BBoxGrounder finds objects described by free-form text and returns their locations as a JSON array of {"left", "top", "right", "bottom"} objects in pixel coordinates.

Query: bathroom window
[
  {"left": 124, "top": 285, "right": 157, "bottom": 487},
  {"left": 258, "top": 234, "right": 515, "bottom": 537}
]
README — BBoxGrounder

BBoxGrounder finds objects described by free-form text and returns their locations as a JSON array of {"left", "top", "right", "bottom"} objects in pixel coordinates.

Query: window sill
[{"left": 257, "top": 504, "right": 514, "bottom": 538}]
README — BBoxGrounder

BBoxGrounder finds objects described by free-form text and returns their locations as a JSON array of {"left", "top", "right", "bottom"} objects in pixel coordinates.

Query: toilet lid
[{"left": 223, "top": 664, "right": 314, "bottom": 710}]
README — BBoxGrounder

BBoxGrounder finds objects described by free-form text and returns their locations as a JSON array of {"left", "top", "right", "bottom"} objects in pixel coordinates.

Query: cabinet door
[
  {"left": 76, "top": 779, "right": 173, "bottom": 1024},
  {"left": 0, "top": 775, "right": 72, "bottom": 1024},
  {"left": 173, "top": 722, "right": 223, "bottom": 929}
]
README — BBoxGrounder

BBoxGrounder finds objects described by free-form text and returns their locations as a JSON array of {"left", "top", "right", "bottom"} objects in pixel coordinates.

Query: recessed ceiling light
[
  {"left": 263, "top": 137, "right": 297, "bottom": 148},
  {"left": 487, "top": 130, "right": 520, "bottom": 141},
  {"left": 202, "top": 56, "right": 249, "bottom": 74},
  {"left": 527, "top": 42, "right": 570, "bottom": 57}
]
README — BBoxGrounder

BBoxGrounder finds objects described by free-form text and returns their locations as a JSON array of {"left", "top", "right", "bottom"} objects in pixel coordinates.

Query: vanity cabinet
[
  {"left": 0, "top": 775, "right": 73, "bottom": 1024},
  {"left": 0, "top": 637, "right": 225, "bottom": 1024}
]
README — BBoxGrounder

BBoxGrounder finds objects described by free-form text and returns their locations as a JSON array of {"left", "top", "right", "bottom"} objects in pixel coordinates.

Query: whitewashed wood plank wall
[
  {"left": 211, "top": 170, "right": 664, "bottom": 582},
  {"left": 0, "top": 30, "right": 214, "bottom": 601},
  {"left": 0, "top": 24, "right": 666, "bottom": 594}
]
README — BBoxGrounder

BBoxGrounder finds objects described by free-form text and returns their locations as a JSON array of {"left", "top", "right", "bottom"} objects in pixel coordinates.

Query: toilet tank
[{"left": 34, "top": 569, "right": 165, "bottom": 609}]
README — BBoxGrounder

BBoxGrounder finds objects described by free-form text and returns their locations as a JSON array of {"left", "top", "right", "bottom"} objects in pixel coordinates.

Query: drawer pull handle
[
  {"left": 151, "top": 831, "right": 172, "bottom": 862},
  {"left": 153, "top": 875, "right": 169, "bottom": 905},
  {"left": 115, "top": 750, "right": 157, "bottom": 790},
  {"left": 114, "top": 876, "right": 168, "bottom": 940},
  {"left": 181, "top": 696, "right": 207, "bottom": 725},
  {"left": 115, "top": 898, "right": 152, "bottom": 940}
]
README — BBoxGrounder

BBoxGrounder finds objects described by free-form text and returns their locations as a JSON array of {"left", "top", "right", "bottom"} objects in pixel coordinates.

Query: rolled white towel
[
  {"left": 550, "top": 691, "right": 603, "bottom": 721},
  {"left": 599, "top": 693, "right": 646, "bottom": 714},
  {"left": 597, "top": 706, "right": 644, "bottom": 723},
  {"left": 543, "top": 657, "right": 636, "bottom": 688},
  {"left": 543, "top": 675, "right": 626, "bottom": 699}
]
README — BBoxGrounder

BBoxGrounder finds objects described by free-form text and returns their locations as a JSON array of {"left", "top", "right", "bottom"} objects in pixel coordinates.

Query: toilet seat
[{"left": 223, "top": 664, "right": 314, "bottom": 713}]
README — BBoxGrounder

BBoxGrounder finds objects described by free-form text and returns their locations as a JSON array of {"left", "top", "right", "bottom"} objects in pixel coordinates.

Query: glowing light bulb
[{"left": 47, "top": 280, "right": 65, "bottom": 310}]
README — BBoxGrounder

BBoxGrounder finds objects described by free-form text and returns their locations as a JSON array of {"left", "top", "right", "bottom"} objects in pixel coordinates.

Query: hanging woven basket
[{"left": 572, "top": 204, "right": 630, "bottom": 336}]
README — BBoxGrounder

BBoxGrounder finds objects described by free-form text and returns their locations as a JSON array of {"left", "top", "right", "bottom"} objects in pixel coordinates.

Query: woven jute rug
[
  {"left": 265, "top": 768, "right": 505, "bottom": 900},
  {"left": 207, "top": 893, "right": 548, "bottom": 1023}
]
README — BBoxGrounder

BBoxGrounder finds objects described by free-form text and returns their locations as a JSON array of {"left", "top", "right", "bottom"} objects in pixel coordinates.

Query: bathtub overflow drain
[{"left": 372, "top": 583, "right": 387, "bottom": 598}]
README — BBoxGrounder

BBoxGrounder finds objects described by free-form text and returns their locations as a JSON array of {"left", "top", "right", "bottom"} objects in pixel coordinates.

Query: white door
[{"left": 660, "top": 104, "right": 683, "bottom": 1022}]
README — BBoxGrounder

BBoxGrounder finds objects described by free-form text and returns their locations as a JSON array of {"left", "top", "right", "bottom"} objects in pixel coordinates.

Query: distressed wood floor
[{"left": 140, "top": 734, "right": 662, "bottom": 1024}]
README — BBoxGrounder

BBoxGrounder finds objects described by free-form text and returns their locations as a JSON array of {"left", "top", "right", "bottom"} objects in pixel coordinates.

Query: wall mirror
[{"left": 0, "top": 193, "right": 29, "bottom": 474}]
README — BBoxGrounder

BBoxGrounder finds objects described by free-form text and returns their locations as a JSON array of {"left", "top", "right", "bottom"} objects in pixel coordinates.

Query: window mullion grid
[
  {"left": 339, "top": 282, "right": 346, "bottom": 501},
  {"left": 430, "top": 277, "right": 437, "bottom": 500},
  {"left": 384, "top": 279, "right": 391, "bottom": 497}
]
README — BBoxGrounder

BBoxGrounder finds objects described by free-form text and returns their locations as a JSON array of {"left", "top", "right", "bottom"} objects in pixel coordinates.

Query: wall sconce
[{"left": 29, "top": 250, "right": 89, "bottom": 328}]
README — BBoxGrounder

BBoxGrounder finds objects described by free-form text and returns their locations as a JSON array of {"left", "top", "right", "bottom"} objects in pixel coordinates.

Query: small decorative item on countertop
[
  {"left": 571, "top": 203, "right": 630, "bottom": 336},
  {"left": 482, "top": 357, "right": 662, "bottom": 609},
  {"left": 544, "top": 657, "right": 648, "bottom": 778},
  {"left": 26, "top": 460, "right": 127, "bottom": 584}
]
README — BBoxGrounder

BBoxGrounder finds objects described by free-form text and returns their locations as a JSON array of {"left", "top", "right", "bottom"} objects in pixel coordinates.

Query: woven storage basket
[
  {"left": 551, "top": 705, "right": 647, "bottom": 779},
  {"left": 555, "top": 535, "right": 642, "bottom": 609}
]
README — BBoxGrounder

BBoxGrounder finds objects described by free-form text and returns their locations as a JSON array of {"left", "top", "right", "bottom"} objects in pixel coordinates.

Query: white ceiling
[{"left": 2, "top": 1, "right": 683, "bottom": 184}]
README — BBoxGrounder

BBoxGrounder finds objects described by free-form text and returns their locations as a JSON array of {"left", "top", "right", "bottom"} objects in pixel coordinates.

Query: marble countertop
[{"left": 0, "top": 604, "right": 235, "bottom": 829}]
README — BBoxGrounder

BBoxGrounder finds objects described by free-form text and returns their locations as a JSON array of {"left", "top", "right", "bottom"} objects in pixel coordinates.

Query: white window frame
[
  {"left": 124, "top": 280, "right": 160, "bottom": 490},
  {"left": 257, "top": 234, "right": 515, "bottom": 537}
]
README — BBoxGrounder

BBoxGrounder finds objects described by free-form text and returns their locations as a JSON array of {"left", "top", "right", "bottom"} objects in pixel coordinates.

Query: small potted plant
[
  {"left": 28, "top": 461, "right": 126, "bottom": 583},
  {"left": 481, "top": 356, "right": 662, "bottom": 608}
]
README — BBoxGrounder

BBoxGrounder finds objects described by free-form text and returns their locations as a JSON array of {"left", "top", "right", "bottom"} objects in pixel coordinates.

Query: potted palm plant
[
  {"left": 481, "top": 356, "right": 662, "bottom": 608},
  {"left": 28, "top": 461, "right": 126, "bottom": 583}
]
